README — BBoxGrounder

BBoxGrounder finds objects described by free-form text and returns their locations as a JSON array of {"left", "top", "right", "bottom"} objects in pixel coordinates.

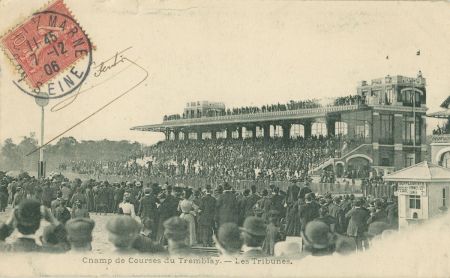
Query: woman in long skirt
[{"left": 178, "top": 189, "right": 198, "bottom": 246}]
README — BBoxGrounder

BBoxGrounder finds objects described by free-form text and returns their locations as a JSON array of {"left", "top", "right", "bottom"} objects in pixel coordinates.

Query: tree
[{"left": 0, "top": 138, "right": 21, "bottom": 171}]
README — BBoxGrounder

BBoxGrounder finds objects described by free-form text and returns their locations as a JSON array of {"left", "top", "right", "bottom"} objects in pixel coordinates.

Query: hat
[
  {"left": 223, "top": 183, "right": 232, "bottom": 191},
  {"left": 126, "top": 181, "right": 132, "bottom": 186},
  {"left": 15, "top": 199, "right": 41, "bottom": 227},
  {"left": 163, "top": 217, "right": 188, "bottom": 241},
  {"left": 217, "top": 223, "right": 243, "bottom": 252},
  {"left": 302, "top": 221, "right": 332, "bottom": 249},
  {"left": 144, "top": 188, "right": 151, "bottom": 194},
  {"left": 136, "top": 181, "right": 142, "bottom": 187},
  {"left": 240, "top": 217, "right": 266, "bottom": 237},
  {"left": 305, "top": 192, "right": 315, "bottom": 201},
  {"left": 42, "top": 224, "right": 59, "bottom": 245},
  {"left": 106, "top": 215, "right": 141, "bottom": 237},
  {"left": 66, "top": 218, "right": 95, "bottom": 242}
]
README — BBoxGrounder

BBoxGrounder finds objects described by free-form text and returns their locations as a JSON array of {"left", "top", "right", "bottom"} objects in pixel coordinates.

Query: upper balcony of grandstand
[{"left": 157, "top": 73, "right": 427, "bottom": 125}]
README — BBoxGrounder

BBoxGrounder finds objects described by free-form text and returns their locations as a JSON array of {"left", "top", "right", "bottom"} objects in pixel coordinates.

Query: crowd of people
[
  {"left": 0, "top": 170, "right": 398, "bottom": 258},
  {"left": 61, "top": 136, "right": 341, "bottom": 182},
  {"left": 433, "top": 120, "right": 450, "bottom": 135},
  {"left": 164, "top": 95, "right": 365, "bottom": 121}
]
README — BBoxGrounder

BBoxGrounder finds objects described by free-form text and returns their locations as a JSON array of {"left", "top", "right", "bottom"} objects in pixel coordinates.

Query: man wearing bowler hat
[
  {"left": 216, "top": 183, "right": 239, "bottom": 226},
  {"left": 164, "top": 216, "right": 198, "bottom": 256},
  {"left": 240, "top": 216, "right": 267, "bottom": 258}
]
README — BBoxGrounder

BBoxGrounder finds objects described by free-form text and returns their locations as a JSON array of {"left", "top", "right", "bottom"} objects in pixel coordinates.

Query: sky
[{"left": 1, "top": 0, "right": 450, "bottom": 146}]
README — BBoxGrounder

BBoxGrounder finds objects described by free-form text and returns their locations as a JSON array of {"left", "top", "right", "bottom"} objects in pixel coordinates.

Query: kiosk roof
[{"left": 384, "top": 161, "right": 450, "bottom": 182}]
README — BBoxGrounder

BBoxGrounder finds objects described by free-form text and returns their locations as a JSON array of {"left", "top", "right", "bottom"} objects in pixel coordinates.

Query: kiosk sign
[{"left": 397, "top": 183, "right": 427, "bottom": 196}]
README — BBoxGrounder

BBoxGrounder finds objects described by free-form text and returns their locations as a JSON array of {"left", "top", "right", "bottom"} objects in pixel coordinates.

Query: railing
[
  {"left": 161, "top": 104, "right": 362, "bottom": 124},
  {"left": 362, "top": 184, "right": 396, "bottom": 199},
  {"left": 59, "top": 171, "right": 361, "bottom": 194},
  {"left": 430, "top": 134, "right": 450, "bottom": 143}
]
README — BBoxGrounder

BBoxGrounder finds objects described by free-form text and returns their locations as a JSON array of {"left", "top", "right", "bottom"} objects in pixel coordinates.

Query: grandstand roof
[
  {"left": 131, "top": 104, "right": 363, "bottom": 131},
  {"left": 384, "top": 161, "right": 450, "bottom": 182}
]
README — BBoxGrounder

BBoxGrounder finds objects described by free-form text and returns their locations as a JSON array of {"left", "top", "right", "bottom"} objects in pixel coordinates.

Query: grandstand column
[
  {"left": 372, "top": 112, "right": 381, "bottom": 166},
  {"left": 165, "top": 129, "right": 170, "bottom": 141},
  {"left": 326, "top": 119, "right": 335, "bottom": 136},
  {"left": 282, "top": 123, "right": 291, "bottom": 140},
  {"left": 263, "top": 124, "right": 271, "bottom": 140},
  {"left": 372, "top": 112, "right": 380, "bottom": 143},
  {"left": 420, "top": 115, "right": 427, "bottom": 161},
  {"left": 211, "top": 130, "right": 217, "bottom": 139},
  {"left": 393, "top": 114, "right": 404, "bottom": 170},
  {"left": 183, "top": 130, "right": 189, "bottom": 140},
  {"left": 226, "top": 127, "right": 233, "bottom": 139},
  {"left": 197, "top": 131, "right": 203, "bottom": 140},
  {"left": 174, "top": 130, "right": 179, "bottom": 141},
  {"left": 238, "top": 126, "right": 243, "bottom": 139},
  {"left": 251, "top": 125, "right": 257, "bottom": 140},
  {"left": 304, "top": 121, "right": 312, "bottom": 138}
]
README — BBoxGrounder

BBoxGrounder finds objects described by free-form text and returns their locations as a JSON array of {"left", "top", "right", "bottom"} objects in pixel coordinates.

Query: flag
[
  {"left": 416, "top": 50, "right": 420, "bottom": 56},
  {"left": 386, "top": 55, "right": 389, "bottom": 60}
]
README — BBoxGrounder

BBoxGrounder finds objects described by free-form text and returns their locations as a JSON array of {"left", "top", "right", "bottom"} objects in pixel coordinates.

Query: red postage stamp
[{"left": 1, "top": 0, "right": 92, "bottom": 93}]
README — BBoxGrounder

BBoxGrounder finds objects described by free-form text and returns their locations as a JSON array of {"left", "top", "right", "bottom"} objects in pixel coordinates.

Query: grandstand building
[{"left": 132, "top": 72, "right": 428, "bottom": 178}]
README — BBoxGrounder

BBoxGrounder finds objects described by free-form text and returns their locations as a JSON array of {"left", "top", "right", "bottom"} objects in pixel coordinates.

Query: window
[
  {"left": 355, "top": 121, "right": 370, "bottom": 139},
  {"left": 380, "top": 114, "right": 393, "bottom": 144},
  {"left": 290, "top": 124, "right": 304, "bottom": 138},
  {"left": 443, "top": 188, "right": 447, "bottom": 207},
  {"left": 335, "top": 122, "right": 348, "bottom": 136},
  {"left": 409, "top": 195, "right": 421, "bottom": 209},
  {"left": 312, "top": 122, "right": 327, "bottom": 137},
  {"left": 386, "top": 88, "right": 394, "bottom": 105},
  {"left": 405, "top": 153, "right": 415, "bottom": 167},
  {"left": 403, "top": 119, "right": 415, "bottom": 144}
]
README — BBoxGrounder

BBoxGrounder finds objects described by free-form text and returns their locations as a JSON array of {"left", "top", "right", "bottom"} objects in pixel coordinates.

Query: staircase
[{"left": 309, "top": 143, "right": 372, "bottom": 175}]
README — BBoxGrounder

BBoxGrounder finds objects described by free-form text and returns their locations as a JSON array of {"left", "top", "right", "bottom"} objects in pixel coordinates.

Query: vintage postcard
[{"left": 0, "top": 0, "right": 450, "bottom": 277}]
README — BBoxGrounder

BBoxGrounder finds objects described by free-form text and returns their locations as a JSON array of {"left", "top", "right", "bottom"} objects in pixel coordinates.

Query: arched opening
[
  {"left": 335, "top": 163, "right": 344, "bottom": 178},
  {"left": 346, "top": 156, "right": 370, "bottom": 178},
  {"left": 440, "top": 151, "right": 450, "bottom": 168},
  {"left": 335, "top": 122, "right": 348, "bottom": 136}
]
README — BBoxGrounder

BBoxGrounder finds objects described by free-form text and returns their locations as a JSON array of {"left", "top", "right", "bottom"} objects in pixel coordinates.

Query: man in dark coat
[
  {"left": 270, "top": 187, "right": 285, "bottom": 217},
  {"left": 298, "top": 182, "right": 312, "bottom": 201},
  {"left": 328, "top": 197, "right": 346, "bottom": 234},
  {"left": 299, "top": 193, "right": 320, "bottom": 231},
  {"left": 243, "top": 185, "right": 260, "bottom": 219},
  {"left": 198, "top": 188, "right": 216, "bottom": 247},
  {"left": 285, "top": 179, "right": 300, "bottom": 208},
  {"left": 345, "top": 198, "right": 370, "bottom": 251},
  {"left": 139, "top": 188, "right": 159, "bottom": 239},
  {"left": 156, "top": 186, "right": 180, "bottom": 245},
  {"left": 215, "top": 183, "right": 239, "bottom": 226}
]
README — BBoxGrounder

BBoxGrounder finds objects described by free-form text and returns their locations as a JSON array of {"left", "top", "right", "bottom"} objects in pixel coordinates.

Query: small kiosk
[{"left": 384, "top": 161, "right": 450, "bottom": 229}]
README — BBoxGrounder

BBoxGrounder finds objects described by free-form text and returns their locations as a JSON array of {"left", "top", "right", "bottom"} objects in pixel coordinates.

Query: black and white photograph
[{"left": 1, "top": 0, "right": 450, "bottom": 277}]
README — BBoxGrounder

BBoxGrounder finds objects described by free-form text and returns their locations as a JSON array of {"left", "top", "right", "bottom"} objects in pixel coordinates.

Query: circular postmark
[{"left": 3, "top": 7, "right": 93, "bottom": 100}]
